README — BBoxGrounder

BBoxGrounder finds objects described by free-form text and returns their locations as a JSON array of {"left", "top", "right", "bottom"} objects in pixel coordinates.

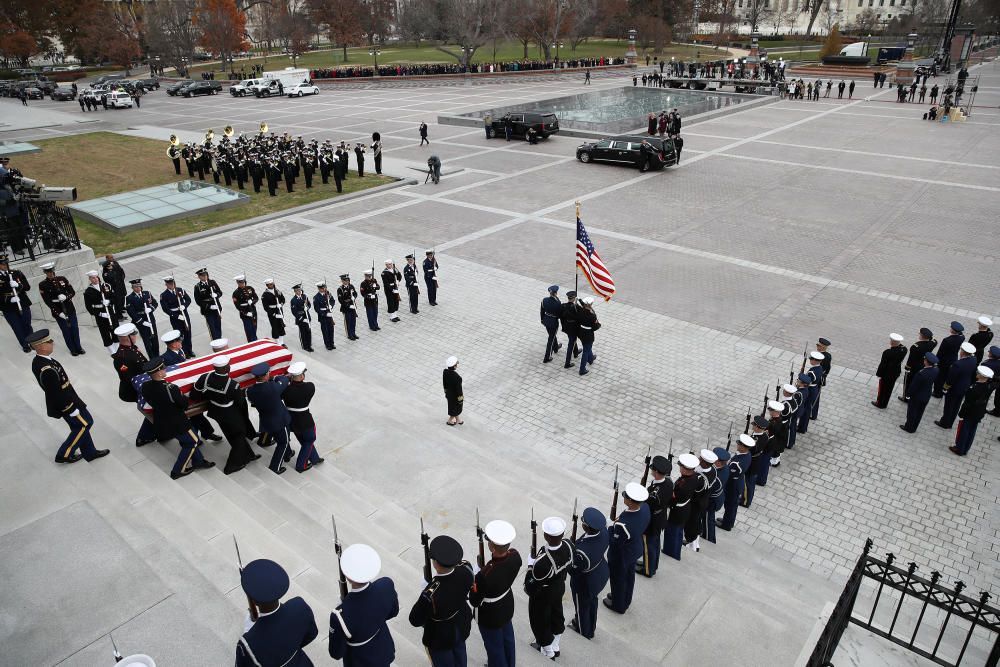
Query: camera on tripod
[{"left": 1, "top": 168, "right": 77, "bottom": 202}]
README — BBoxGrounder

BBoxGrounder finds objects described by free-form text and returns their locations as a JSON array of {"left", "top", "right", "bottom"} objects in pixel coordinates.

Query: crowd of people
[{"left": 308, "top": 56, "right": 626, "bottom": 80}]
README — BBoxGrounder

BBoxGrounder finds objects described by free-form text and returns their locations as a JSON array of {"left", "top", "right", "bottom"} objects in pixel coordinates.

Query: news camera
[{"left": 1, "top": 167, "right": 77, "bottom": 202}]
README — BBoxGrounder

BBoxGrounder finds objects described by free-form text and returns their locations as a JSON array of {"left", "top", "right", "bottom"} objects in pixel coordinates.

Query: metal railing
[
  {"left": 0, "top": 200, "right": 82, "bottom": 263},
  {"left": 807, "top": 539, "right": 1000, "bottom": 667}
]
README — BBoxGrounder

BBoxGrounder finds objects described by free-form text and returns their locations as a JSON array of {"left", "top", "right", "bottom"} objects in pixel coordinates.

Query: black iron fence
[
  {"left": 807, "top": 539, "right": 1000, "bottom": 667},
  {"left": 0, "top": 199, "right": 82, "bottom": 263}
]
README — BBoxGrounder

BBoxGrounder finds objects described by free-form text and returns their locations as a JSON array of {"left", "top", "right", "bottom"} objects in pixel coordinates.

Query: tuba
[
  {"left": 205, "top": 128, "right": 215, "bottom": 142},
  {"left": 167, "top": 134, "right": 179, "bottom": 158},
  {"left": 259, "top": 121, "right": 268, "bottom": 135},
  {"left": 224, "top": 125, "right": 234, "bottom": 138}
]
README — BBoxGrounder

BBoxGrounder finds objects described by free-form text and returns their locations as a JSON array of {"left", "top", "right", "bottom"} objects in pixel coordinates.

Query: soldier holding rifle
[
  {"left": 409, "top": 533, "right": 474, "bottom": 666},
  {"left": 638, "top": 453, "right": 672, "bottom": 578},
  {"left": 469, "top": 518, "right": 521, "bottom": 667},
  {"left": 568, "top": 507, "right": 609, "bottom": 640},
  {"left": 328, "top": 540, "right": 399, "bottom": 666},
  {"left": 526, "top": 516, "right": 573, "bottom": 659},
  {"left": 604, "top": 482, "right": 649, "bottom": 614},
  {"left": 235, "top": 557, "right": 318, "bottom": 667}
]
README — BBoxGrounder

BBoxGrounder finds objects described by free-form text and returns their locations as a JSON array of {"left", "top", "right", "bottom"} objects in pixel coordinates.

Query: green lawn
[
  {"left": 186, "top": 39, "right": 731, "bottom": 75},
  {"left": 14, "top": 132, "right": 392, "bottom": 254}
]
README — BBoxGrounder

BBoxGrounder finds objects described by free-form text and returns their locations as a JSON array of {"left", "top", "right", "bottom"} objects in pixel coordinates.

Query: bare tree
[
  {"left": 502, "top": 0, "right": 536, "bottom": 59},
  {"left": 274, "top": 0, "right": 312, "bottom": 65},
  {"left": 428, "top": 0, "right": 498, "bottom": 68},
  {"left": 308, "top": 0, "right": 364, "bottom": 61},
  {"left": 852, "top": 7, "right": 879, "bottom": 33},
  {"left": 803, "top": 0, "right": 828, "bottom": 37},
  {"left": 525, "top": 0, "right": 573, "bottom": 60},
  {"left": 397, "top": 0, "right": 434, "bottom": 46},
  {"left": 145, "top": 0, "right": 200, "bottom": 73},
  {"left": 566, "top": 0, "right": 599, "bottom": 51}
]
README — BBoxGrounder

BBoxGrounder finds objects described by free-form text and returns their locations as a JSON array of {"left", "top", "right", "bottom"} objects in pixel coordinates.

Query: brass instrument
[
  {"left": 167, "top": 134, "right": 179, "bottom": 158},
  {"left": 224, "top": 125, "right": 234, "bottom": 138},
  {"left": 205, "top": 128, "right": 215, "bottom": 142},
  {"left": 259, "top": 121, "right": 268, "bottom": 134}
]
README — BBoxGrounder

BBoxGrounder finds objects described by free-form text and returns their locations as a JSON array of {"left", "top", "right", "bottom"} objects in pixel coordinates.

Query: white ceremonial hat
[
  {"left": 810, "top": 351, "right": 825, "bottom": 360},
  {"left": 699, "top": 449, "right": 719, "bottom": 464},
  {"left": 581, "top": 296, "right": 595, "bottom": 305},
  {"left": 767, "top": 400, "right": 784, "bottom": 412},
  {"left": 212, "top": 355, "right": 230, "bottom": 368},
  {"left": 890, "top": 333, "right": 904, "bottom": 342},
  {"left": 40, "top": 262, "right": 55, "bottom": 271},
  {"left": 678, "top": 453, "right": 700, "bottom": 469},
  {"left": 364, "top": 269, "right": 373, "bottom": 275},
  {"left": 234, "top": 274, "right": 246, "bottom": 281},
  {"left": 979, "top": 316, "right": 993, "bottom": 326},
  {"left": 782, "top": 383, "right": 796, "bottom": 394},
  {"left": 625, "top": 482, "right": 649, "bottom": 502},
  {"left": 86, "top": 270, "right": 99, "bottom": 277},
  {"left": 542, "top": 516, "right": 566, "bottom": 536},
  {"left": 264, "top": 277, "right": 274, "bottom": 284},
  {"left": 162, "top": 275, "right": 175, "bottom": 282},
  {"left": 445, "top": 355, "right": 458, "bottom": 368},
  {"left": 960, "top": 342, "right": 976, "bottom": 354},
  {"left": 978, "top": 366, "right": 995, "bottom": 379},
  {"left": 210, "top": 338, "right": 229, "bottom": 350},
  {"left": 287, "top": 361, "right": 307, "bottom": 376},
  {"left": 484, "top": 520, "right": 516, "bottom": 545},
  {"left": 316, "top": 281, "right": 326, "bottom": 288},
  {"left": 340, "top": 543, "right": 381, "bottom": 583},
  {"left": 161, "top": 330, "right": 181, "bottom": 343},
  {"left": 738, "top": 433, "right": 756, "bottom": 448},
  {"left": 114, "top": 324, "right": 137, "bottom": 337},
  {"left": 384, "top": 259, "right": 393, "bottom": 264}
]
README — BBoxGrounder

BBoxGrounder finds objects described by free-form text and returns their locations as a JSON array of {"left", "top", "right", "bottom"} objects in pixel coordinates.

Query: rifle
[
  {"left": 475, "top": 506, "right": 485, "bottom": 569},
  {"left": 760, "top": 383, "right": 770, "bottom": 417},
  {"left": 234, "top": 535, "right": 258, "bottom": 622},
  {"left": 743, "top": 406, "right": 751, "bottom": 434},
  {"left": 179, "top": 285, "right": 193, "bottom": 336},
  {"left": 774, "top": 383, "right": 781, "bottom": 401},
  {"left": 111, "top": 634, "right": 122, "bottom": 663},
  {"left": 726, "top": 420, "right": 734, "bottom": 452},
  {"left": 640, "top": 445, "right": 652, "bottom": 485},
  {"left": 420, "top": 517, "right": 432, "bottom": 583},
  {"left": 668, "top": 437, "right": 673, "bottom": 464},
  {"left": 570, "top": 498, "right": 579, "bottom": 542},
  {"left": 789, "top": 360, "right": 795, "bottom": 385},
  {"left": 609, "top": 464, "right": 620, "bottom": 521},
  {"left": 332, "top": 515, "right": 348, "bottom": 599},
  {"left": 799, "top": 342, "right": 809, "bottom": 374},
  {"left": 97, "top": 276, "right": 115, "bottom": 327},
  {"left": 530, "top": 507, "right": 538, "bottom": 557}
]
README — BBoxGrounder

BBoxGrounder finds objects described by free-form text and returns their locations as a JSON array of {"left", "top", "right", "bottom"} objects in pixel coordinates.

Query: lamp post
[
  {"left": 369, "top": 45, "right": 381, "bottom": 72},
  {"left": 551, "top": 41, "right": 564, "bottom": 62},
  {"left": 626, "top": 28, "right": 638, "bottom": 64},
  {"left": 180, "top": 56, "right": 189, "bottom": 78}
]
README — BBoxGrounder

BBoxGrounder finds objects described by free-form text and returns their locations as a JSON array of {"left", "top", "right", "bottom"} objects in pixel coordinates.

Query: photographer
[{"left": 427, "top": 156, "right": 441, "bottom": 185}]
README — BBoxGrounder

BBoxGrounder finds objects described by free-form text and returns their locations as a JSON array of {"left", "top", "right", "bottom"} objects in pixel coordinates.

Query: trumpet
[
  {"left": 224, "top": 125, "right": 234, "bottom": 138},
  {"left": 259, "top": 121, "right": 268, "bottom": 134}
]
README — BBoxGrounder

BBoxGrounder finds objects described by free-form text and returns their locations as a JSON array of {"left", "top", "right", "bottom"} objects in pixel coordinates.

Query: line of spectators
[{"left": 309, "top": 57, "right": 626, "bottom": 80}]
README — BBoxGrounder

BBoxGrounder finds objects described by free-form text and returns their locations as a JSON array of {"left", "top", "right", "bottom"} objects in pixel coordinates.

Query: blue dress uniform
[
  {"left": 953, "top": 375, "right": 992, "bottom": 455},
  {"left": 409, "top": 536, "right": 475, "bottom": 667},
  {"left": 232, "top": 279, "right": 259, "bottom": 343},
  {"left": 403, "top": 258, "right": 420, "bottom": 314},
  {"left": 161, "top": 342, "right": 220, "bottom": 441},
  {"left": 700, "top": 454, "right": 721, "bottom": 543},
  {"left": 237, "top": 559, "right": 319, "bottom": 667},
  {"left": 639, "top": 455, "right": 672, "bottom": 577},
  {"left": 111, "top": 332, "right": 157, "bottom": 447},
  {"left": 745, "top": 418, "right": 770, "bottom": 498},
  {"left": 193, "top": 271, "right": 224, "bottom": 341},
  {"left": 337, "top": 277, "right": 360, "bottom": 341},
  {"left": 359, "top": 273, "right": 381, "bottom": 331},
  {"left": 720, "top": 437, "right": 753, "bottom": 530},
  {"left": 28, "top": 330, "right": 106, "bottom": 463},
  {"left": 83, "top": 280, "right": 120, "bottom": 349},
  {"left": 329, "top": 577, "right": 399, "bottom": 666},
  {"left": 605, "top": 486, "right": 650, "bottom": 614},
  {"left": 159, "top": 280, "right": 194, "bottom": 357},
  {"left": 282, "top": 366, "right": 323, "bottom": 472},
  {"left": 569, "top": 508, "right": 609, "bottom": 640},
  {"left": 662, "top": 470, "right": 695, "bottom": 561},
  {"left": 140, "top": 357, "right": 214, "bottom": 479},
  {"left": 540, "top": 287, "right": 563, "bottom": 363},
  {"left": 936, "top": 349, "right": 977, "bottom": 428},
  {"left": 559, "top": 294, "right": 581, "bottom": 367},
  {"left": 312, "top": 285, "right": 336, "bottom": 350},
  {"left": 246, "top": 363, "right": 294, "bottom": 474},
  {"left": 0, "top": 260, "right": 34, "bottom": 351},
  {"left": 290, "top": 286, "right": 314, "bottom": 352},
  {"left": 933, "top": 323, "right": 965, "bottom": 397},
  {"left": 810, "top": 338, "right": 832, "bottom": 419},
  {"left": 125, "top": 281, "right": 159, "bottom": 358},
  {"left": 39, "top": 266, "right": 85, "bottom": 355},
  {"left": 797, "top": 360, "right": 824, "bottom": 434},
  {"left": 712, "top": 448, "right": 731, "bottom": 515},
  {"left": 902, "top": 353, "right": 940, "bottom": 433},
  {"left": 787, "top": 379, "right": 807, "bottom": 449},
  {"left": 423, "top": 253, "right": 439, "bottom": 306},
  {"left": 469, "top": 524, "right": 521, "bottom": 667}
]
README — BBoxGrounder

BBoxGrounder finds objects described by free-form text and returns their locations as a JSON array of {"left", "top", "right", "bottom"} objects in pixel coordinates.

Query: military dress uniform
[
  {"left": 953, "top": 370, "right": 993, "bottom": 455},
  {"left": 126, "top": 281, "right": 160, "bottom": 358},
  {"left": 577, "top": 301, "right": 600, "bottom": 376},
  {"left": 901, "top": 330, "right": 937, "bottom": 401},
  {"left": 873, "top": 335, "right": 908, "bottom": 408},
  {"left": 409, "top": 536, "right": 475, "bottom": 667},
  {"left": 380, "top": 263, "right": 402, "bottom": 322},
  {"left": 160, "top": 279, "right": 194, "bottom": 357},
  {"left": 933, "top": 323, "right": 966, "bottom": 398},
  {"left": 605, "top": 485, "right": 650, "bottom": 614},
  {"left": 312, "top": 285, "right": 336, "bottom": 350},
  {"left": 711, "top": 447, "right": 731, "bottom": 521},
  {"left": 638, "top": 456, "right": 672, "bottom": 577},
  {"left": 745, "top": 418, "right": 770, "bottom": 502},
  {"left": 237, "top": 559, "right": 319, "bottom": 667},
  {"left": 337, "top": 277, "right": 359, "bottom": 341},
  {"left": 282, "top": 363, "right": 323, "bottom": 472},
  {"left": 246, "top": 363, "right": 294, "bottom": 474},
  {"left": 232, "top": 279, "right": 260, "bottom": 343},
  {"left": 783, "top": 382, "right": 805, "bottom": 450},
  {"left": 29, "top": 330, "right": 105, "bottom": 462},
  {"left": 191, "top": 361, "right": 257, "bottom": 475},
  {"left": 261, "top": 283, "right": 287, "bottom": 343},
  {"left": 969, "top": 317, "right": 994, "bottom": 363},
  {"left": 719, "top": 435, "right": 753, "bottom": 530},
  {"left": 796, "top": 357, "right": 825, "bottom": 434},
  {"left": 359, "top": 272, "right": 381, "bottom": 331},
  {"left": 937, "top": 347, "right": 978, "bottom": 429},
  {"left": 140, "top": 358, "right": 214, "bottom": 478},
  {"left": 700, "top": 451, "right": 722, "bottom": 543},
  {"left": 160, "top": 341, "right": 221, "bottom": 441},
  {"left": 329, "top": 566, "right": 399, "bottom": 666},
  {"left": 662, "top": 467, "right": 695, "bottom": 561},
  {"left": 469, "top": 521, "right": 521, "bottom": 667},
  {"left": 559, "top": 293, "right": 581, "bottom": 367},
  {"left": 568, "top": 508, "right": 609, "bottom": 640},
  {"left": 39, "top": 266, "right": 84, "bottom": 355},
  {"left": 290, "top": 286, "right": 314, "bottom": 352},
  {"left": 193, "top": 271, "right": 225, "bottom": 341},
  {"left": 83, "top": 277, "right": 120, "bottom": 350},
  {"left": 527, "top": 518, "right": 574, "bottom": 658},
  {"left": 540, "top": 287, "right": 563, "bottom": 363},
  {"left": 101, "top": 257, "right": 127, "bottom": 312},
  {"left": 811, "top": 338, "right": 832, "bottom": 420},
  {"left": 0, "top": 260, "right": 34, "bottom": 351},
  {"left": 902, "top": 353, "right": 940, "bottom": 433},
  {"left": 110, "top": 330, "right": 157, "bottom": 447},
  {"left": 423, "top": 253, "right": 439, "bottom": 306},
  {"left": 403, "top": 258, "right": 420, "bottom": 314}
]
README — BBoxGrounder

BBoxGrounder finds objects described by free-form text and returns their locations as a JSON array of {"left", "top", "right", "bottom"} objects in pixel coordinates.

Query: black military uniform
[
  {"left": 409, "top": 536, "right": 474, "bottom": 666},
  {"left": 639, "top": 455, "right": 673, "bottom": 576},
  {"left": 192, "top": 365, "right": 257, "bottom": 474},
  {"left": 232, "top": 278, "right": 260, "bottom": 343},
  {"left": 664, "top": 468, "right": 695, "bottom": 560},
  {"left": 101, "top": 256, "right": 127, "bottom": 312},
  {"left": 261, "top": 282, "right": 286, "bottom": 343},
  {"left": 289, "top": 285, "right": 313, "bottom": 352},
  {"left": 83, "top": 277, "right": 120, "bottom": 349},
  {"left": 381, "top": 262, "right": 402, "bottom": 322},
  {"left": 403, "top": 257, "right": 420, "bottom": 314},
  {"left": 469, "top": 524, "right": 521, "bottom": 667},
  {"left": 111, "top": 333, "right": 157, "bottom": 447},
  {"left": 527, "top": 520, "right": 573, "bottom": 658},
  {"left": 0, "top": 259, "right": 33, "bottom": 351},
  {"left": 193, "top": 271, "right": 225, "bottom": 341},
  {"left": 337, "top": 276, "right": 359, "bottom": 341},
  {"left": 969, "top": 320, "right": 994, "bottom": 363},
  {"left": 874, "top": 336, "right": 908, "bottom": 408},
  {"left": 39, "top": 268, "right": 85, "bottom": 356},
  {"left": 901, "top": 329, "right": 937, "bottom": 401},
  {"left": 359, "top": 271, "right": 381, "bottom": 331}
]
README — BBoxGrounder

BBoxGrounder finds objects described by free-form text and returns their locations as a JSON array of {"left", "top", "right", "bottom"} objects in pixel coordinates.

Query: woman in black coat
[{"left": 443, "top": 355, "right": 463, "bottom": 425}]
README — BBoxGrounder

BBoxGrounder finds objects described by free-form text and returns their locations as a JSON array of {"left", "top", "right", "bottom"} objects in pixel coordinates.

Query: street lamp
[
  {"left": 551, "top": 41, "right": 564, "bottom": 61},
  {"left": 180, "top": 56, "right": 189, "bottom": 78},
  {"left": 369, "top": 45, "right": 381, "bottom": 71},
  {"left": 626, "top": 28, "right": 638, "bottom": 64}
]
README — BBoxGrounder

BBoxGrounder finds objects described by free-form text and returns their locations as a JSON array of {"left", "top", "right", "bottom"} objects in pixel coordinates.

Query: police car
[{"left": 286, "top": 82, "right": 319, "bottom": 97}]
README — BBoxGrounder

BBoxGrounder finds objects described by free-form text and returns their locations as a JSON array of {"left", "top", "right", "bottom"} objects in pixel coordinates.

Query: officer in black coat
[
  {"left": 160, "top": 276, "right": 194, "bottom": 357},
  {"left": 873, "top": 333, "right": 907, "bottom": 408},
  {"left": 423, "top": 251, "right": 439, "bottom": 306},
  {"left": 985, "top": 346, "right": 1000, "bottom": 417},
  {"left": 637, "top": 455, "right": 672, "bottom": 577},
  {"left": 403, "top": 255, "right": 420, "bottom": 314},
  {"left": 38, "top": 262, "right": 84, "bottom": 356},
  {"left": 718, "top": 434, "right": 753, "bottom": 531},
  {"left": 329, "top": 544, "right": 399, "bottom": 666},
  {"left": 125, "top": 279, "right": 159, "bottom": 358},
  {"left": 663, "top": 456, "right": 696, "bottom": 561},
  {"left": 699, "top": 449, "right": 722, "bottom": 543},
  {"left": 191, "top": 355, "right": 258, "bottom": 475},
  {"left": 282, "top": 361, "right": 323, "bottom": 472},
  {"left": 683, "top": 455, "right": 709, "bottom": 552},
  {"left": 0, "top": 254, "right": 34, "bottom": 352},
  {"left": 901, "top": 327, "right": 937, "bottom": 401},
  {"left": 230, "top": 275, "right": 258, "bottom": 343},
  {"left": 359, "top": 269, "right": 381, "bottom": 331},
  {"left": 140, "top": 357, "right": 215, "bottom": 479},
  {"left": 577, "top": 297, "right": 600, "bottom": 376},
  {"left": 540, "top": 285, "right": 563, "bottom": 363},
  {"left": 559, "top": 291, "right": 581, "bottom": 367},
  {"left": 381, "top": 260, "right": 402, "bottom": 322},
  {"left": 901, "top": 352, "right": 940, "bottom": 433},
  {"left": 246, "top": 362, "right": 295, "bottom": 474},
  {"left": 261, "top": 278, "right": 286, "bottom": 345},
  {"left": 952, "top": 367, "right": 993, "bottom": 455},
  {"left": 568, "top": 507, "right": 609, "bottom": 640},
  {"left": 933, "top": 321, "right": 965, "bottom": 398},
  {"left": 236, "top": 559, "right": 318, "bottom": 667},
  {"left": 101, "top": 253, "right": 127, "bottom": 313},
  {"left": 605, "top": 484, "right": 650, "bottom": 616},
  {"left": 193, "top": 268, "right": 224, "bottom": 340},
  {"left": 289, "top": 284, "right": 313, "bottom": 352},
  {"left": 936, "top": 343, "right": 978, "bottom": 429},
  {"left": 82, "top": 270, "right": 119, "bottom": 352},
  {"left": 409, "top": 535, "right": 474, "bottom": 667},
  {"left": 527, "top": 516, "right": 573, "bottom": 659},
  {"left": 312, "top": 282, "right": 336, "bottom": 350},
  {"left": 469, "top": 519, "right": 521, "bottom": 667},
  {"left": 337, "top": 274, "right": 359, "bottom": 340},
  {"left": 969, "top": 316, "right": 994, "bottom": 363},
  {"left": 27, "top": 329, "right": 108, "bottom": 463},
  {"left": 111, "top": 323, "right": 157, "bottom": 447}
]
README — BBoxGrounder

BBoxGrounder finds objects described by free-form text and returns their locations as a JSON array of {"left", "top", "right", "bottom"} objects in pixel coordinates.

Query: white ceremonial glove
[
  {"left": 392, "top": 289, "right": 399, "bottom": 294},
  {"left": 58, "top": 313, "right": 68, "bottom": 320},
  {"left": 69, "top": 409, "right": 80, "bottom": 417},
  {"left": 10, "top": 296, "right": 18, "bottom": 304},
  {"left": 243, "top": 610, "right": 255, "bottom": 633},
  {"left": 142, "top": 321, "right": 153, "bottom": 329},
  {"left": 349, "top": 304, "right": 356, "bottom": 310},
  {"left": 472, "top": 563, "right": 481, "bottom": 575},
  {"left": 527, "top": 558, "right": 536, "bottom": 566},
  {"left": 102, "top": 299, "right": 109, "bottom": 305},
  {"left": 209, "top": 304, "right": 219, "bottom": 311},
  {"left": 58, "top": 294, "right": 67, "bottom": 302},
  {"left": 326, "top": 313, "right": 334, "bottom": 319},
  {"left": 9, "top": 279, "right": 18, "bottom": 287},
  {"left": 100, "top": 312, "right": 110, "bottom": 319}
]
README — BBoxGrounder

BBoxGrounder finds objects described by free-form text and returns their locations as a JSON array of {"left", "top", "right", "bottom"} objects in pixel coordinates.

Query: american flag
[{"left": 576, "top": 216, "right": 616, "bottom": 301}]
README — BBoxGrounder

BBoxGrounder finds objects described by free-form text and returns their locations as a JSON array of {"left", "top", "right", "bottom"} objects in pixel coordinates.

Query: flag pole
[{"left": 574, "top": 200, "right": 580, "bottom": 294}]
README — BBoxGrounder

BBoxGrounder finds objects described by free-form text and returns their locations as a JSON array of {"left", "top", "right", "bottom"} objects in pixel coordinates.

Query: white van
[{"left": 106, "top": 91, "right": 134, "bottom": 109}]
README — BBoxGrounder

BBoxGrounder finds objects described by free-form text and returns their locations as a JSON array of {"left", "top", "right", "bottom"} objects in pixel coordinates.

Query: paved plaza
[{"left": 1, "top": 62, "right": 999, "bottom": 664}]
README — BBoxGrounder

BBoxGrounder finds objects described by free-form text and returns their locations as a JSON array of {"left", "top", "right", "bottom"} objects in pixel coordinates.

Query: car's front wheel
[
  {"left": 579, "top": 152, "right": 591, "bottom": 163},
  {"left": 298, "top": 91, "right": 303, "bottom": 97}
]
